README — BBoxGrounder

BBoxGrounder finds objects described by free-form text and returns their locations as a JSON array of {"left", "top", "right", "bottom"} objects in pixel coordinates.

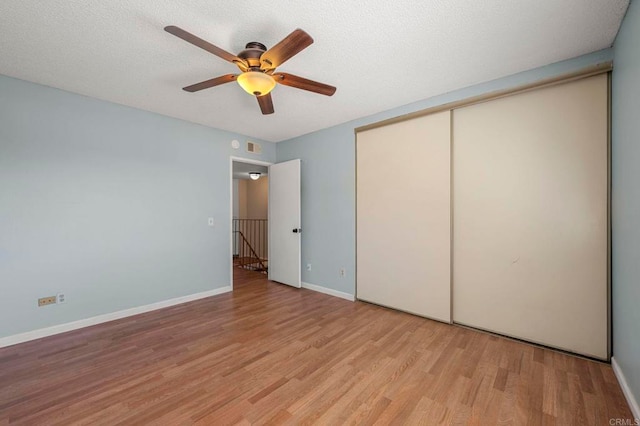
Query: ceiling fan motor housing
[{"left": 239, "top": 42, "right": 267, "bottom": 68}]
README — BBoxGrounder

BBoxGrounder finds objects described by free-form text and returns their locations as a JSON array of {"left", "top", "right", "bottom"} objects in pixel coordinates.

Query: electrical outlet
[
  {"left": 339, "top": 268, "right": 346, "bottom": 278},
  {"left": 38, "top": 296, "right": 57, "bottom": 307},
  {"left": 57, "top": 293, "right": 66, "bottom": 304},
  {"left": 306, "top": 263, "right": 312, "bottom": 271}
]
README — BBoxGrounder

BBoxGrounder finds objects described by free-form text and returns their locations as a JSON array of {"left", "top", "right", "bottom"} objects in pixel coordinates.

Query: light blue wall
[
  {"left": 277, "top": 48, "right": 613, "bottom": 297},
  {"left": 612, "top": 0, "right": 640, "bottom": 408},
  {"left": 0, "top": 75, "right": 275, "bottom": 338},
  {"left": 0, "top": 45, "right": 621, "bottom": 344}
]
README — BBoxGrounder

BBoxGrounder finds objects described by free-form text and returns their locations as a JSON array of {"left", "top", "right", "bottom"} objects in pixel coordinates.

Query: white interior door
[{"left": 268, "top": 159, "right": 301, "bottom": 288}]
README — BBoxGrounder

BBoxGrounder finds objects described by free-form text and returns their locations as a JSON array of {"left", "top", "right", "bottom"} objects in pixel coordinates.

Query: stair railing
[{"left": 233, "top": 219, "right": 268, "bottom": 272}]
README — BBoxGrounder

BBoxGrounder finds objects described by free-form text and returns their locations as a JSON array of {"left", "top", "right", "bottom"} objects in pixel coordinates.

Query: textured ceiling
[{"left": 0, "top": 0, "right": 629, "bottom": 142}]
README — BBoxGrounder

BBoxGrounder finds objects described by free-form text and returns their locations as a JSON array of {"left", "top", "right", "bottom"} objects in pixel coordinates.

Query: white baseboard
[
  {"left": 0, "top": 286, "right": 232, "bottom": 348},
  {"left": 301, "top": 282, "right": 355, "bottom": 301},
  {"left": 612, "top": 356, "right": 640, "bottom": 421}
]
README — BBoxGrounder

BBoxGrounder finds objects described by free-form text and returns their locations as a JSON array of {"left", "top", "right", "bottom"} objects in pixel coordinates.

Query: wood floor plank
[{"left": 0, "top": 265, "right": 633, "bottom": 425}]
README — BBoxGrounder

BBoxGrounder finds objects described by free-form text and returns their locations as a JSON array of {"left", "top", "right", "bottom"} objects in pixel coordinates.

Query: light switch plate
[{"left": 208, "top": 217, "right": 215, "bottom": 227}]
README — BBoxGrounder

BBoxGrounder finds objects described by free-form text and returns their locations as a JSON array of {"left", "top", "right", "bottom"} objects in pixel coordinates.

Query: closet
[{"left": 356, "top": 72, "right": 609, "bottom": 359}]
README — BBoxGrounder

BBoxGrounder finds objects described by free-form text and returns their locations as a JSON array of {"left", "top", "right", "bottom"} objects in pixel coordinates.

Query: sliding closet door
[
  {"left": 357, "top": 110, "right": 451, "bottom": 322},
  {"left": 453, "top": 74, "right": 608, "bottom": 359}
]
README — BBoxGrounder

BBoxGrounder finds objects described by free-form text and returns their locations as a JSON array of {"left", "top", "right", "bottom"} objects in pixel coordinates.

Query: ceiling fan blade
[
  {"left": 273, "top": 73, "right": 336, "bottom": 96},
  {"left": 257, "top": 93, "right": 274, "bottom": 115},
  {"left": 165, "top": 26, "right": 246, "bottom": 69},
  {"left": 260, "top": 29, "right": 313, "bottom": 69},
  {"left": 183, "top": 74, "right": 238, "bottom": 92}
]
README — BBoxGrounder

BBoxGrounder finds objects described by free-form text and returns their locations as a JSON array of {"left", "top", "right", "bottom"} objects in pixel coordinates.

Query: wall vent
[{"left": 247, "top": 141, "right": 262, "bottom": 154}]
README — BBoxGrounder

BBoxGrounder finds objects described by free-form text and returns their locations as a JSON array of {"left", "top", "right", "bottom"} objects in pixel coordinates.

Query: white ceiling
[{"left": 0, "top": 1, "right": 628, "bottom": 142}]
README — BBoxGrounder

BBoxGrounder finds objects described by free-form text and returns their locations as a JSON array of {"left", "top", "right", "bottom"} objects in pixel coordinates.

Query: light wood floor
[{"left": 0, "top": 267, "right": 633, "bottom": 425}]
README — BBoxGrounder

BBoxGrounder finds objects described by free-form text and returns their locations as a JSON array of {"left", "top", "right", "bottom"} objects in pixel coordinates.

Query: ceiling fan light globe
[{"left": 237, "top": 71, "right": 276, "bottom": 97}]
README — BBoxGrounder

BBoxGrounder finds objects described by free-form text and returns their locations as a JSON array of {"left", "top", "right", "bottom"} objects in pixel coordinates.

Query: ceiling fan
[{"left": 164, "top": 26, "right": 336, "bottom": 115}]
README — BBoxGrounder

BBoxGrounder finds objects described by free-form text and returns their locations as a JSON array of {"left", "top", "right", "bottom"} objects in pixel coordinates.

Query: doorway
[{"left": 230, "top": 157, "right": 271, "bottom": 290}]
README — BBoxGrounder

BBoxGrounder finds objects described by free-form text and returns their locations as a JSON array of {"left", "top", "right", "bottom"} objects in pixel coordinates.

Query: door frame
[{"left": 229, "top": 156, "right": 273, "bottom": 290}]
